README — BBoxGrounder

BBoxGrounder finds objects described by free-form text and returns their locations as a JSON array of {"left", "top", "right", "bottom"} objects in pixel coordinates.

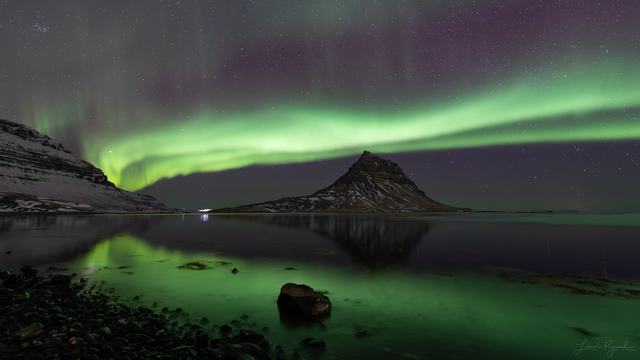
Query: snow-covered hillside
[{"left": 0, "top": 119, "right": 168, "bottom": 212}]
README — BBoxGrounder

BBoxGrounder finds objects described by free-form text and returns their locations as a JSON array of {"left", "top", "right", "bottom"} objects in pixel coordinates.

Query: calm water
[{"left": 2, "top": 213, "right": 640, "bottom": 359}]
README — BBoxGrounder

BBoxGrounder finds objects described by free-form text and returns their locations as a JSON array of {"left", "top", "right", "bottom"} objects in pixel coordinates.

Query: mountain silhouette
[{"left": 210, "top": 151, "right": 469, "bottom": 213}]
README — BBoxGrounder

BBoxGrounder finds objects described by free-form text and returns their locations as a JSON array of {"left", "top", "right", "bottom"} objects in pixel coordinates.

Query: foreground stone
[
  {"left": 276, "top": 283, "right": 332, "bottom": 320},
  {"left": 0, "top": 265, "right": 292, "bottom": 360}
]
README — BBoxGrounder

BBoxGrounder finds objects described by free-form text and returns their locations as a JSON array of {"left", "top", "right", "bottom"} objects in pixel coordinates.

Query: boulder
[
  {"left": 276, "top": 283, "right": 331, "bottom": 319},
  {"left": 19, "top": 265, "right": 38, "bottom": 277},
  {"left": 3, "top": 270, "right": 25, "bottom": 288},
  {"left": 12, "top": 322, "right": 43, "bottom": 341}
]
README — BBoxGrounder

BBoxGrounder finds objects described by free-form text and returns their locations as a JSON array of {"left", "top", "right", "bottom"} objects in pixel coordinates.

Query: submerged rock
[
  {"left": 277, "top": 283, "right": 332, "bottom": 319},
  {"left": 177, "top": 262, "right": 208, "bottom": 270},
  {"left": 571, "top": 327, "right": 599, "bottom": 336},
  {"left": 298, "top": 337, "right": 327, "bottom": 350},
  {"left": 354, "top": 330, "right": 373, "bottom": 338}
]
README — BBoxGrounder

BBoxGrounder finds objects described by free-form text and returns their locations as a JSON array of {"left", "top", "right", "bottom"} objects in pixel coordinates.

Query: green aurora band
[{"left": 85, "top": 62, "right": 640, "bottom": 191}]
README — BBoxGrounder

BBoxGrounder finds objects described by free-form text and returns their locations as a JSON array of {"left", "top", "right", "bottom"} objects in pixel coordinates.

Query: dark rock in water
[
  {"left": 298, "top": 337, "right": 327, "bottom": 350},
  {"left": 178, "top": 261, "right": 208, "bottom": 270},
  {"left": 354, "top": 330, "right": 373, "bottom": 338},
  {"left": 231, "top": 267, "right": 239, "bottom": 274},
  {"left": 277, "top": 283, "right": 332, "bottom": 320},
  {"left": 572, "top": 327, "right": 597, "bottom": 336}
]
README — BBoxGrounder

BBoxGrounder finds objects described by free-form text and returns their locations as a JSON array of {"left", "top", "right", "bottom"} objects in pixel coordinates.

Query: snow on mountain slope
[
  {"left": 0, "top": 119, "right": 168, "bottom": 212},
  {"left": 211, "top": 151, "right": 470, "bottom": 213}
]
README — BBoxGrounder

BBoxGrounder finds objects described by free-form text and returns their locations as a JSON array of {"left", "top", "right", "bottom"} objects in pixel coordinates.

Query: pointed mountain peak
[
  {"left": 353, "top": 150, "right": 386, "bottom": 166},
  {"left": 337, "top": 150, "right": 409, "bottom": 186},
  {"left": 210, "top": 150, "right": 470, "bottom": 213},
  {"left": 356, "top": 150, "right": 378, "bottom": 162}
]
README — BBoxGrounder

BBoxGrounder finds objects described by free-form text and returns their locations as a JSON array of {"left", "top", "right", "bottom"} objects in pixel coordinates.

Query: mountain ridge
[
  {"left": 0, "top": 119, "right": 168, "bottom": 212},
  {"left": 210, "top": 151, "right": 470, "bottom": 213}
]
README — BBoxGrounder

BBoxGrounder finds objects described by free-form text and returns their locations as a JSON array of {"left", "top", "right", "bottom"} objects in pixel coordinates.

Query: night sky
[{"left": 1, "top": 0, "right": 638, "bottom": 213}]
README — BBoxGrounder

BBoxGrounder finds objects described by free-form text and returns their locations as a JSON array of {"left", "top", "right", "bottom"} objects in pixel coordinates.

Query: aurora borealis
[{"left": 2, "top": 0, "right": 639, "bottom": 212}]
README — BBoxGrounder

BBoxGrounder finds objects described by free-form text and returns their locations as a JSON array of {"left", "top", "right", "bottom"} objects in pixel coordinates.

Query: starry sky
[{"left": 1, "top": 0, "right": 638, "bottom": 213}]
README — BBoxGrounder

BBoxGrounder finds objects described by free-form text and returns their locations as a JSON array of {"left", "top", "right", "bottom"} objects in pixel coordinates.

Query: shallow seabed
[{"left": 2, "top": 213, "right": 640, "bottom": 359}]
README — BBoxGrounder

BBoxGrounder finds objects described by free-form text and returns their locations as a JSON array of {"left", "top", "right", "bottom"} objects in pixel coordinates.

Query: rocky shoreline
[{"left": 0, "top": 265, "right": 304, "bottom": 360}]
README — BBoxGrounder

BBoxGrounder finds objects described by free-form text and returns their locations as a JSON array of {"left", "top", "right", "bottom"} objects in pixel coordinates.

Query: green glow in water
[
  {"left": 84, "top": 60, "right": 640, "bottom": 191},
  {"left": 70, "top": 234, "right": 639, "bottom": 360}
]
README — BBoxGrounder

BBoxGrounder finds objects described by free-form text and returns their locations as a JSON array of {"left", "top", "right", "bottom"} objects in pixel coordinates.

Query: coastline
[{"left": 0, "top": 265, "right": 294, "bottom": 360}]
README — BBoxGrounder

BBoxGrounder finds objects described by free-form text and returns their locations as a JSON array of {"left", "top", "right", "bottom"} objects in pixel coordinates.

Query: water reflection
[
  {"left": 64, "top": 232, "right": 640, "bottom": 360},
  {"left": 3, "top": 214, "right": 640, "bottom": 359},
  {"left": 221, "top": 214, "right": 431, "bottom": 269},
  {"left": 0, "top": 215, "right": 165, "bottom": 271},
  {"left": 0, "top": 215, "right": 91, "bottom": 231}
]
